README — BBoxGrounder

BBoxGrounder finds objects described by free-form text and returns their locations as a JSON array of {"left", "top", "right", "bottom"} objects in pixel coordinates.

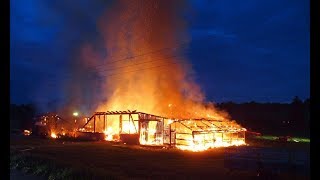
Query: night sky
[{"left": 10, "top": 0, "right": 309, "bottom": 111}]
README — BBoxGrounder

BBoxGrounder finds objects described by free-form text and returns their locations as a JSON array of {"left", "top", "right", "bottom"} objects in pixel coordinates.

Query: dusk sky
[{"left": 10, "top": 0, "right": 309, "bottom": 112}]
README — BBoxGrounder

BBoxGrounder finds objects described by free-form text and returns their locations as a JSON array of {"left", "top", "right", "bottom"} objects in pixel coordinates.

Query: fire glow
[
  {"left": 23, "top": 130, "right": 31, "bottom": 136},
  {"left": 104, "top": 127, "right": 116, "bottom": 141},
  {"left": 51, "top": 132, "right": 57, "bottom": 139}
]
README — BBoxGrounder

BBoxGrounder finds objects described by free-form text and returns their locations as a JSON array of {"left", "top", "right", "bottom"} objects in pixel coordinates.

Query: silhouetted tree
[
  {"left": 292, "top": 96, "right": 303, "bottom": 105},
  {"left": 216, "top": 98, "right": 309, "bottom": 137}
]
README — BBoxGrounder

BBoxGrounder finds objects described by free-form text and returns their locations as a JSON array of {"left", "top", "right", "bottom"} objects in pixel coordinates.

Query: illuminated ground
[{"left": 10, "top": 135, "right": 310, "bottom": 180}]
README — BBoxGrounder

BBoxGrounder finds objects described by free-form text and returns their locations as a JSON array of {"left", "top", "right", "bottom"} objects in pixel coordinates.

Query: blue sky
[{"left": 10, "top": 0, "right": 309, "bottom": 111}]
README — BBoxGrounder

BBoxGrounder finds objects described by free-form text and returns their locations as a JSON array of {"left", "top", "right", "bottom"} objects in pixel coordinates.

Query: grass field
[{"left": 10, "top": 135, "right": 310, "bottom": 180}]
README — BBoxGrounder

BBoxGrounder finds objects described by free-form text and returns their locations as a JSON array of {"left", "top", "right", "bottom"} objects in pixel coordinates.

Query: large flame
[
  {"left": 80, "top": 0, "right": 245, "bottom": 151},
  {"left": 95, "top": 0, "right": 229, "bottom": 120}
]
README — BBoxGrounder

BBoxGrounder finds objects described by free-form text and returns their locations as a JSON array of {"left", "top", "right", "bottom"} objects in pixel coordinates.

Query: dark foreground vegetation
[{"left": 10, "top": 135, "right": 309, "bottom": 180}]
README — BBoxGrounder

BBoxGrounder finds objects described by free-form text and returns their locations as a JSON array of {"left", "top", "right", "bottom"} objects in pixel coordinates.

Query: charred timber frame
[
  {"left": 80, "top": 111, "right": 245, "bottom": 147},
  {"left": 82, "top": 111, "right": 167, "bottom": 133}
]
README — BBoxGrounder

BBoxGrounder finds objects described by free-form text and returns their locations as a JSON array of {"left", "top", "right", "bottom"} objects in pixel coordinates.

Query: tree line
[{"left": 216, "top": 96, "right": 310, "bottom": 137}]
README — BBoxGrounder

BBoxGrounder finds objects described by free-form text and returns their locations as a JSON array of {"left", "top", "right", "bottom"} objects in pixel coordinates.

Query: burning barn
[
  {"left": 169, "top": 119, "right": 246, "bottom": 151},
  {"left": 33, "top": 113, "right": 61, "bottom": 137},
  {"left": 77, "top": 110, "right": 166, "bottom": 144},
  {"left": 48, "top": 1, "right": 248, "bottom": 152},
  {"left": 77, "top": 110, "right": 246, "bottom": 151},
  {"left": 33, "top": 113, "right": 79, "bottom": 138}
]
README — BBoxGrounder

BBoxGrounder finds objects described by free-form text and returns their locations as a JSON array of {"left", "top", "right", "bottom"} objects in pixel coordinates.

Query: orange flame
[
  {"left": 23, "top": 130, "right": 31, "bottom": 136},
  {"left": 51, "top": 132, "right": 57, "bottom": 139},
  {"left": 104, "top": 127, "right": 115, "bottom": 141}
]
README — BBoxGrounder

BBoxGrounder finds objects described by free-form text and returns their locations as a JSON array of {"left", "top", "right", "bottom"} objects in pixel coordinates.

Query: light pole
[{"left": 73, "top": 111, "right": 79, "bottom": 136}]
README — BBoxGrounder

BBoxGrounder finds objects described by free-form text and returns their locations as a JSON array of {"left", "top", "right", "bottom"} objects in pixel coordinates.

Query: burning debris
[
  {"left": 51, "top": 132, "right": 58, "bottom": 139},
  {"left": 33, "top": 112, "right": 81, "bottom": 138},
  {"left": 23, "top": 130, "right": 31, "bottom": 136}
]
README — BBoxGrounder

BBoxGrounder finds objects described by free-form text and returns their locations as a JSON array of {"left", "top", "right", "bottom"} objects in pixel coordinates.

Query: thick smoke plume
[{"left": 95, "top": 0, "right": 230, "bottom": 120}]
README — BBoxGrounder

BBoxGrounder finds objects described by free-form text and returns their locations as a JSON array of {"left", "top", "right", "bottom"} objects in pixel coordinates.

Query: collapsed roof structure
[{"left": 77, "top": 110, "right": 246, "bottom": 151}]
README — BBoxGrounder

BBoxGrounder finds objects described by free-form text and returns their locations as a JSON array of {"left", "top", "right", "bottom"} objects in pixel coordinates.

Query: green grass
[
  {"left": 290, "top": 137, "right": 310, "bottom": 143},
  {"left": 10, "top": 136, "right": 310, "bottom": 180},
  {"left": 254, "top": 135, "right": 310, "bottom": 143}
]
